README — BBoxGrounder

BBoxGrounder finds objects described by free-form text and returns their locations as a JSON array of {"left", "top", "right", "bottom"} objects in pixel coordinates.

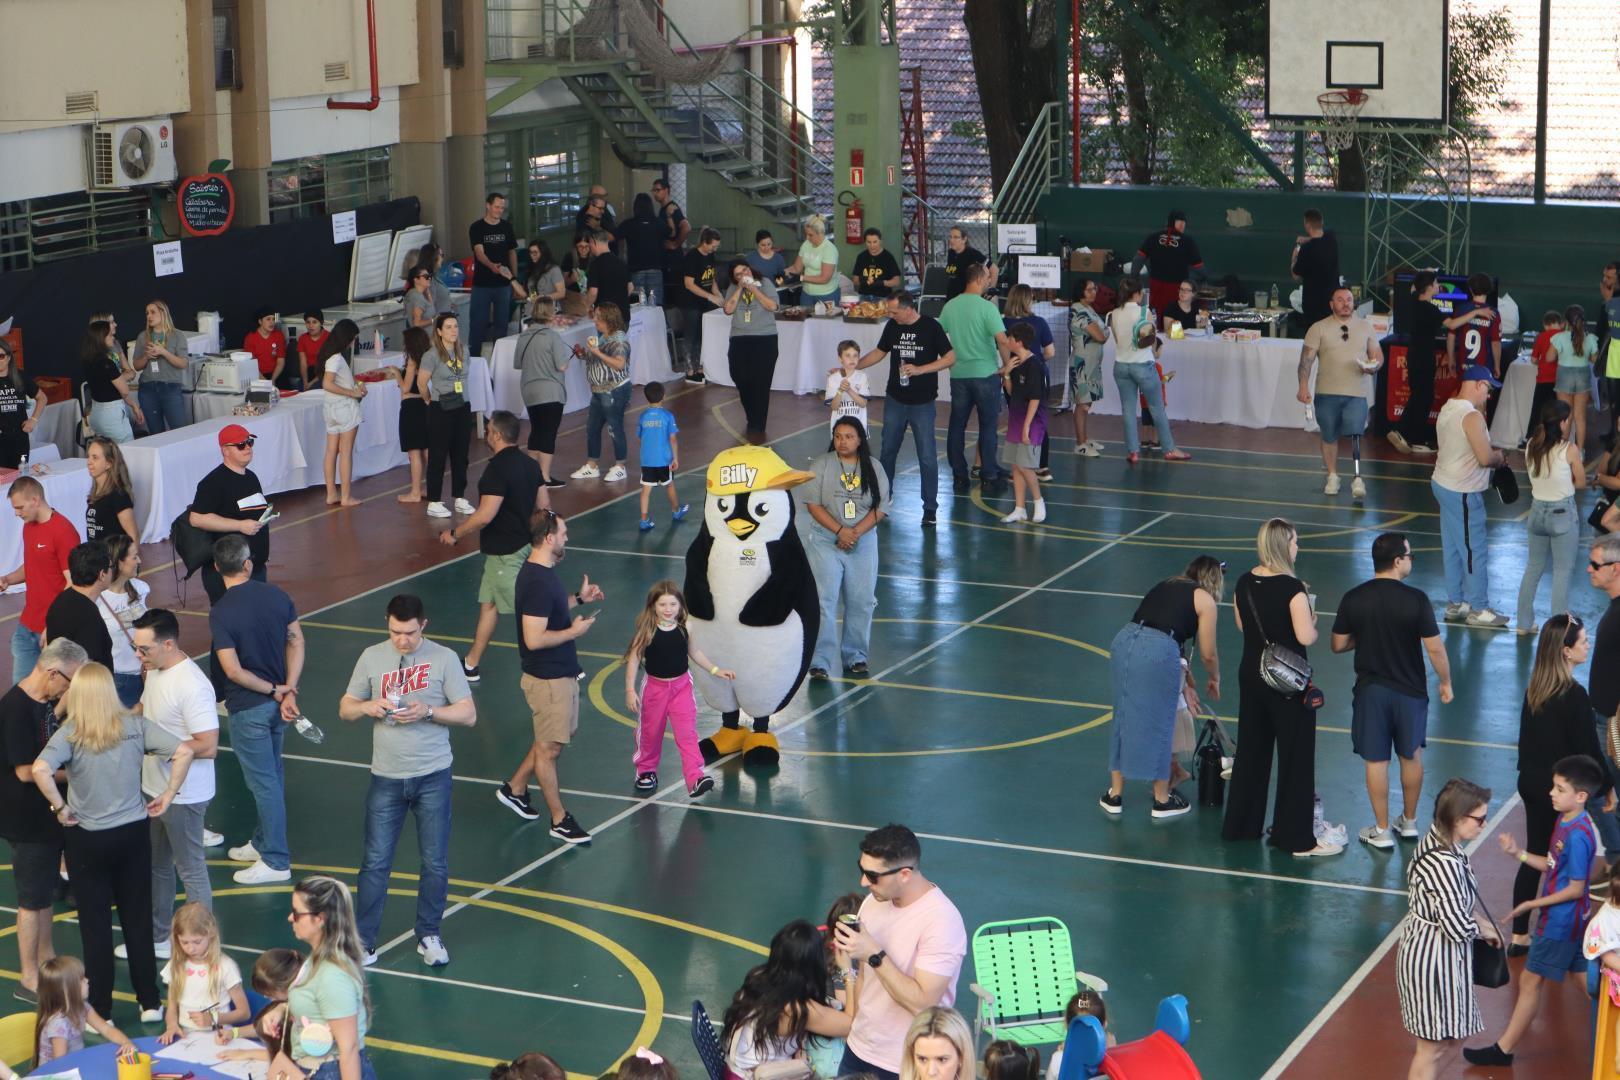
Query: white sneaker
[
  {"left": 453, "top": 497, "right": 476, "bottom": 515},
  {"left": 1323, "top": 473, "right": 1341, "bottom": 495},
  {"left": 1000, "top": 508, "right": 1027, "bottom": 524},
  {"left": 361, "top": 948, "right": 378, "bottom": 968},
  {"left": 417, "top": 935, "right": 450, "bottom": 966},
  {"left": 1086, "top": 439, "right": 1104, "bottom": 452},
  {"left": 114, "top": 940, "right": 171, "bottom": 960},
  {"left": 1293, "top": 840, "right": 1345, "bottom": 858},
  {"left": 1032, "top": 499, "right": 1047, "bottom": 524},
  {"left": 425, "top": 501, "right": 451, "bottom": 518},
  {"left": 202, "top": 829, "right": 224, "bottom": 848},
  {"left": 139, "top": 1007, "right": 164, "bottom": 1024},
  {"left": 1466, "top": 608, "right": 1510, "bottom": 628},
  {"left": 1443, "top": 602, "right": 1471, "bottom": 621},
  {"left": 233, "top": 860, "right": 291, "bottom": 884},
  {"left": 1394, "top": 813, "right": 1421, "bottom": 839},
  {"left": 604, "top": 464, "right": 628, "bottom": 482},
  {"left": 1075, "top": 444, "right": 1101, "bottom": 458},
  {"left": 570, "top": 463, "right": 601, "bottom": 479},
  {"left": 1387, "top": 431, "right": 1412, "bottom": 454},
  {"left": 1359, "top": 825, "right": 1395, "bottom": 850},
  {"left": 1350, "top": 477, "right": 1366, "bottom": 500},
  {"left": 227, "top": 842, "right": 259, "bottom": 863}
]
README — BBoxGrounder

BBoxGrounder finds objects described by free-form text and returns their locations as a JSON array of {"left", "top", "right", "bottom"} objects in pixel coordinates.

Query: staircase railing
[
  {"left": 991, "top": 102, "right": 1063, "bottom": 233},
  {"left": 487, "top": 0, "right": 615, "bottom": 63}
]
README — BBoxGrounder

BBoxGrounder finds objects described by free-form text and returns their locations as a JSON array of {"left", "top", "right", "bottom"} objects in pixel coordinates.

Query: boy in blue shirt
[
  {"left": 636, "top": 382, "right": 687, "bottom": 531},
  {"left": 1465, "top": 753, "right": 1603, "bottom": 1066}
]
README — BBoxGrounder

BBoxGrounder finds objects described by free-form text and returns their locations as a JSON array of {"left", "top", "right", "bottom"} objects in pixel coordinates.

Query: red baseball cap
[{"left": 218, "top": 424, "right": 255, "bottom": 447}]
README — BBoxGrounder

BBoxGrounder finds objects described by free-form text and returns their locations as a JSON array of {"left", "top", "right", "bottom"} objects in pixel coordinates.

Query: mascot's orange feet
[
  {"left": 742, "top": 731, "right": 780, "bottom": 767},
  {"left": 699, "top": 725, "right": 748, "bottom": 764}
]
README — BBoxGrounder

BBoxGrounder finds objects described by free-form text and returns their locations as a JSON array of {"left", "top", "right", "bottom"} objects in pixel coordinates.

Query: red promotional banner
[{"left": 1385, "top": 344, "right": 1459, "bottom": 423}]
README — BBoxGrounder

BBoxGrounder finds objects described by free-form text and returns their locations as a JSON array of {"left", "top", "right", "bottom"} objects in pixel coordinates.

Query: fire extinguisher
[{"left": 839, "top": 190, "right": 863, "bottom": 245}]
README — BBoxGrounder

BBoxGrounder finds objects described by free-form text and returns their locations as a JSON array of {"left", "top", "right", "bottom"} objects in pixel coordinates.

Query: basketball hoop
[{"left": 1317, "top": 88, "right": 1369, "bottom": 152}]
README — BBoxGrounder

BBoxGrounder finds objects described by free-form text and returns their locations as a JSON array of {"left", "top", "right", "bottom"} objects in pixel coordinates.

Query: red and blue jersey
[{"left": 1538, "top": 810, "right": 1597, "bottom": 941}]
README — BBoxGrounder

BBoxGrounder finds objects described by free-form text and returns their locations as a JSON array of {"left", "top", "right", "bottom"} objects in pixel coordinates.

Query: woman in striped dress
[{"left": 1398, "top": 777, "right": 1499, "bottom": 1080}]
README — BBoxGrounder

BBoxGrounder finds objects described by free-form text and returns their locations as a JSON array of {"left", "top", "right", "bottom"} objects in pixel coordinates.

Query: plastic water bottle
[
  {"left": 1269, "top": 283, "right": 1279, "bottom": 308},
  {"left": 898, "top": 361, "right": 910, "bottom": 388},
  {"left": 291, "top": 715, "right": 325, "bottom": 744},
  {"left": 372, "top": 329, "right": 383, "bottom": 355}
]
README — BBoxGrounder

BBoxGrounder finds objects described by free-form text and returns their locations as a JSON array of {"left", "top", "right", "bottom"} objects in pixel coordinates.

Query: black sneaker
[
  {"left": 953, "top": 478, "right": 970, "bottom": 495},
  {"left": 1098, "top": 790, "right": 1123, "bottom": 815},
  {"left": 689, "top": 775, "right": 715, "bottom": 798},
  {"left": 1462, "top": 1044, "right": 1513, "bottom": 1067},
  {"left": 809, "top": 667, "right": 830, "bottom": 680},
  {"left": 549, "top": 813, "right": 592, "bottom": 844},
  {"left": 683, "top": 372, "right": 707, "bottom": 385},
  {"left": 12, "top": 986, "right": 36, "bottom": 1005},
  {"left": 846, "top": 661, "right": 870, "bottom": 676},
  {"left": 544, "top": 476, "right": 567, "bottom": 489},
  {"left": 1151, "top": 791, "right": 1192, "bottom": 819},
  {"left": 1035, "top": 468, "right": 1054, "bottom": 482},
  {"left": 495, "top": 783, "right": 540, "bottom": 821},
  {"left": 921, "top": 511, "right": 936, "bottom": 527},
  {"left": 633, "top": 771, "right": 658, "bottom": 793},
  {"left": 462, "top": 661, "right": 481, "bottom": 683},
  {"left": 970, "top": 466, "right": 982, "bottom": 479}
]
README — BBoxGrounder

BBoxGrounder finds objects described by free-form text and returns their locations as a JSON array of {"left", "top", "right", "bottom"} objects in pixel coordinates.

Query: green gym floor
[{"left": 0, "top": 401, "right": 1587, "bottom": 1078}]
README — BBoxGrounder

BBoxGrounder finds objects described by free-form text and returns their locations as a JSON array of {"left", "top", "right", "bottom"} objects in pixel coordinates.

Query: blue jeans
[
  {"left": 1113, "top": 362, "right": 1176, "bottom": 454},
  {"left": 357, "top": 766, "right": 453, "bottom": 948},
  {"left": 137, "top": 381, "right": 189, "bottom": 434},
  {"left": 228, "top": 700, "right": 289, "bottom": 870},
  {"left": 114, "top": 672, "right": 144, "bottom": 708},
  {"left": 10, "top": 624, "right": 39, "bottom": 686},
  {"left": 807, "top": 528, "right": 879, "bottom": 672},
  {"left": 1518, "top": 496, "right": 1579, "bottom": 629},
  {"left": 88, "top": 399, "right": 133, "bottom": 442},
  {"left": 632, "top": 269, "right": 663, "bottom": 307},
  {"left": 586, "top": 381, "right": 631, "bottom": 461},
  {"left": 947, "top": 374, "right": 1004, "bottom": 484},
  {"left": 879, "top": 400, "right": 939, "bottom": 514},
  {"left": 309, "top": 1052, "right": 378, "bottom": 1080},
  {"left": 1431, "top": 480, "right": 1489, "bottom": 608},
  {"left": 468, "top": 284, "right": 513, "bottom": 359}
]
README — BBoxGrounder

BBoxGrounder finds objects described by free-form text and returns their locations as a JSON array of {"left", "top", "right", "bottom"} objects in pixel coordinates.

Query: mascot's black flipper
[{"left": 684, "top": 526, "right": 716, "bottom": 621}]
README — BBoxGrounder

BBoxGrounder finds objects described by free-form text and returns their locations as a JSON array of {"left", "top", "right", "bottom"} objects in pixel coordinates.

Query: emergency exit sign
[{"left": 850, "top": 166, "right": 865, "bottom": 186}]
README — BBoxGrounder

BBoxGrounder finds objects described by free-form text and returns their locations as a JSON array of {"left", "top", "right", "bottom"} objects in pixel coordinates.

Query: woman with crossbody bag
[
  {"left": 1221, "top": 518, "right": 1340, "bottom": 856},
  {"left": 96, "top": 534, "right": 149, "bottom": 707},
  {"left": 1104, "top": 278, "right": 1189, "bottom": 465}
]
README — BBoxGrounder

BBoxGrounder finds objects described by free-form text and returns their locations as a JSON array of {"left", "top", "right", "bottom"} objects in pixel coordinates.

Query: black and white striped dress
[{"left": 1397, "top": 827, "right": 1484, "bottom": 1041}]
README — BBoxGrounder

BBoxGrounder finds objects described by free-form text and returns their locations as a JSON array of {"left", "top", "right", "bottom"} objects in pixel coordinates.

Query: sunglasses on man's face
[
  {"left": 1592, "top": 560, "right": 1616, "bottom": 572},
  {"left": 226, "top": 439, "right": 255, "bottom": 450}
]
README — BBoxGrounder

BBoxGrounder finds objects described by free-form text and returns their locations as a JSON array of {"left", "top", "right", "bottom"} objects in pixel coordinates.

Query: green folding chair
[{"left": 968, "top": 917, "right": 1104, "bottom": 1050}]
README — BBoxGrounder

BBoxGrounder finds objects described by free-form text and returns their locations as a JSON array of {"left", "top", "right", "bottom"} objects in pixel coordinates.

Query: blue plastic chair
[{"left": 691, "top": 999, "right": 728, "bottom": 1080}]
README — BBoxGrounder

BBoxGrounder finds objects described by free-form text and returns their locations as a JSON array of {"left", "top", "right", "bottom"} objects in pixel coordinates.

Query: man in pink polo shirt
[
  {"left": 834, "top": 824, "right": 967, "bottom": 1080},
  {"left": 1, "top": 476, "right": 79, "bottom": 684}
]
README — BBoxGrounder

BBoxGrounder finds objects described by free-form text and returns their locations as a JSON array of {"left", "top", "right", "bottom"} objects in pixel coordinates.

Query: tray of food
[
  {"left": 843, "top": 300, "right": 889, "bottom": 323},
  {"left": 777, "top": 307, "right": 808, "bottom": 322}
]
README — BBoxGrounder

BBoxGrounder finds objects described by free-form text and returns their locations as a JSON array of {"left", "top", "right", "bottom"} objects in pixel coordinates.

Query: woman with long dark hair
[
  {"left": 316, "top": 319, "right": 366, "bottom": 507},
  {"left": 97, "top": 534, "right": 150, "bottom": 707},
  {"left": 396, "top": 326, "right": 430, "bottom": 504},
  {"left": 1552, "top": 304, "right": 1597, "bottom": 452},
  {"left": 525, "top": 240, "right": 565, "bottom": 303},
  {"left": 416, "top": 313, "right": 474, "bottom": 520},
  {"left": 722, "top": 919, "right": 851, "bottom": 1079},
  {"left": 1516, "top": 400, "right": 1584, "bottom": 633},
  {"left": 803, "top": 417, "right": 887, "bottom": 681},
  {"left": 1390, "top": 272, "right": 1444, "bottom": 455},
  {"left": 80, "top": 321, "right": 143, "bottom": 442},
  {"left": 0, "top": 338, "right": 45, "bottom": 468},
  {"left": 415, "top": 243, "right": 455, "bottom": 314},
  {"left": 84, "top": 436, "right": 137, "bottom": 543},
  {"left": 403, "top": 265, "right": 436, "bottom": 330},
  {"left": 723, "top": 257, "right": 781, "bottom": 442}
]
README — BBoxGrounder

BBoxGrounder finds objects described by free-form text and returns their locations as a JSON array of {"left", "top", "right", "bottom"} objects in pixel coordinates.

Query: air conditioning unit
[{"left": 87, "top": 119, "right": 177, "bottom": 191}]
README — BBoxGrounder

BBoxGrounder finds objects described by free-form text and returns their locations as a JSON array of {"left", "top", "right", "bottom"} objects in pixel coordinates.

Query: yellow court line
[{"left": 1042, "top": 479, "right": 1445, "bottom": 519}]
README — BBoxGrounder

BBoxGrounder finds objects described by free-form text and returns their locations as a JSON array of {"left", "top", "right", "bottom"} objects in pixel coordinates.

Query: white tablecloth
[
  {"left": 29, "top": 399, "right": 82, "bottom": 460},
  {"left": 0, "top": 459, "right": 91, "bottom": 572},
  {"left": 485, "top": 306, "right": 677, "bottom": 415},
  {"left": 121, "top": 382, "right": 405, "bottom": 544},
  {"left": 699, "top": 311, "right": 951, "bottom": 401},
  {"left": 1089, "top": 334, "right": 1373, "bottom": 430},
  {"left": 1487, "top": 359, "right": 1597, "bottom": 449}
]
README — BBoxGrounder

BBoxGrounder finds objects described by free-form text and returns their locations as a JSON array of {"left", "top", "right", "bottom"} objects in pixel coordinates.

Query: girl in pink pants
[{"left": 624, "top": 580, "right": 735, "bottom": 797}]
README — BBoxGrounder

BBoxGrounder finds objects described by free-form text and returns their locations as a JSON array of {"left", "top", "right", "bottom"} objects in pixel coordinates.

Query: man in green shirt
[{"left": 939, "top": 263, "right": 1012, "bottom": 495}]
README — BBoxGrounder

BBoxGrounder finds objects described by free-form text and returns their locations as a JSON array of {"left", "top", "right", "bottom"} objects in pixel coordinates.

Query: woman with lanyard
[
  {"left": 276, "top": 876, "right": 375, "bottom": 1079},
  {"left": 789, "top": 216, "right": 842, "bottom": 309},
  {"left": 1397, "top": 777, "right": 1498, "bottom": 1080},
  {"left": 132, "top": 300, "right": 190, "bottom": 434},
  {"left": 31, "top": 662, "right": 196, "bottom": 1023},
  {"left": 1100, "top": 556, "right": 1222, "bottom": 819},
  {"left": 394, "top": 327, "right": 430, "bottom": 506},
  {"left": 416, "top": 314, "right": 475, "bottom": 521},
  {"left": 80, "top": 321, "right": 143, "bottom": 442},
  {"left": 0, "top": 338, "right": 45, "bottom": 468},
  {"left": 723, "top": 257, "right": 781, "bottom": 444},
  {"left": 1067, "top": 279, "right": 1110, "bottom": 459},
  {"left": 96, "top": 535, "right": 150, "bottom": 708},
  {"left": 83, "top": 436, "right": 138, "bottom": 543},
  {"left": 803, "top": 417, "right": 889, "bottom": 681}
]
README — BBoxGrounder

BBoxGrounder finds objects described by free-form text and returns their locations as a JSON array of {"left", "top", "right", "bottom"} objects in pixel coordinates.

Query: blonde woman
[
  {"left": 898, "top": 1008, "right": 974, "bottom": 1080},
  {"left": 132, "top": 300, "right": 190, "bottom": 433},
  {"left": 31, "top": 661, "right": 195, "bottom": 1022},
  {"left": 279, "top": 876, "right": 375, "bottom": 1080},
  {"left": 790, "top": 215, "right": 843, "bottom": 307},
  {"left": 1221, "top": 518, "right": 1338, "bottom": 856},
  {"left": 84, "top": 436, "right": 138, "bottom": 543}
]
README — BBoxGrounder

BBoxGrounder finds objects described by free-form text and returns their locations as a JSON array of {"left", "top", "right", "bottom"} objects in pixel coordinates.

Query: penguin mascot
[{"left": 684, "top": 445, "right": 819, "bottom": 767}]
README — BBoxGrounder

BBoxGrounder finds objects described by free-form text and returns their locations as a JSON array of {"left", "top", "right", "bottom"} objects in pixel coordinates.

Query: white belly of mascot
[{"left": 684, "top": 447, "right": 818, "bottom": 766}]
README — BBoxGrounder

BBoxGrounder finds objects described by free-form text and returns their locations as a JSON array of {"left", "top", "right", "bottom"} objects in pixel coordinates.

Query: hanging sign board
[{"left": 177, "top": 173, "right": 235, "bottom": 237}]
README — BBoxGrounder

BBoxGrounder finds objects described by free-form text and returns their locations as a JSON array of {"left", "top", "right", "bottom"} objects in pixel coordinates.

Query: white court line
[{"left": 1256, "top": 792, "right": 1523, "bottom": 1079}]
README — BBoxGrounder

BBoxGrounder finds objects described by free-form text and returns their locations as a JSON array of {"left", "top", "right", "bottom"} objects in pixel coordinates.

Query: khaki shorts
[
  {"left": 478, "top": 547, "right": 531, "bottom": 613},
  {"left": 521, "top": 674, "right": 579, "bottom": 745}
]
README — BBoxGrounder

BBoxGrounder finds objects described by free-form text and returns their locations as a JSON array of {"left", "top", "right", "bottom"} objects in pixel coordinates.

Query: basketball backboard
[{"left": 1266, "top": 0, "right": 1450, "bottom": 125}]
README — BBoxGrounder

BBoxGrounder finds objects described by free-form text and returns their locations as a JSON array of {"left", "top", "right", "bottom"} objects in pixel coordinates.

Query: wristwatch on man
[{"left": 867, "top": 950, "right": 886, "bottom": 969}]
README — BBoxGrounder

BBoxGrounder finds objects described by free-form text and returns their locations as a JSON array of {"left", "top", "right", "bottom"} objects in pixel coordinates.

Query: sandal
[{"left": 1164, "top": 450, "right": 1192, "bottom": 462}]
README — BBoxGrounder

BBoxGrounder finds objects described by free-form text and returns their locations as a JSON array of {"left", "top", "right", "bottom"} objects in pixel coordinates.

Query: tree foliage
[{"left": 961, "top": 0, "right": 1060, "bottom": 191}]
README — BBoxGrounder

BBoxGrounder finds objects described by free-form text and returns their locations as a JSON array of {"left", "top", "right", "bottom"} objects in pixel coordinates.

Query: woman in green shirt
[
  {"left": 788, "top": 216, "right": 842, "bottom": 307},
  {"left": 278, "top": 876, "right": 373, "bottom": 1080}
]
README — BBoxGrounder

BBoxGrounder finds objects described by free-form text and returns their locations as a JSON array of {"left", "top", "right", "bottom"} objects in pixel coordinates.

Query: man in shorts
[
  {"left": 0, "top": 637, "right": 86, "bottom": 1001},
  {"left": 1298, "top": 286, "right": 1383, "bottom": 500},
  {"left": 495, "top": 511, "right": 604, "bottom": 844},
  {"left": 437, "top": 411, "right": 539, "bottom": 682}
]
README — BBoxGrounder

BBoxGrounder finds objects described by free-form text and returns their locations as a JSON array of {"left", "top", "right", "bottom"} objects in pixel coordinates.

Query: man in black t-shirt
[
  {"left": 1330, "top": 532, "right": 1452, "bottom": 850},
  {"left": 1135, "top": 210, "right": 1204, "bottom": 317},
  {"left": 585, "top": 230, "right": 631, "bottom": 324},
  {"left": 1588, "top": 535, "right": 1620, "bottom": 726},
  {"left": 652, "top": 177, "right": 690, "bottom": 297},
  {"left": 43, "top": 541, "right": 114, "bottom": 670},
  {"left": 679, "top": 228, "right": 726, "bottom": 383},
  {"left": 853, "top": 229, "right": 902, "bottom": 299},
  {"left": 0, "top": 636, "right": 85, "bottom": 997},
  {"left": 1291, "top": 209, "right": 1341, "bottom": 327},
  {"left": 944, "top": 227, "right": 993, "bottom": 300},
  {"left": 469, "top": 192, "right": 521, "bottom": 358},
  {"left": 859, "top": 292, "right": 956, "bottom": 526},
  {"left": 438, "top": 411, "right": 540, "bottom": 683},
  {"left": 189, "top": 424, "right": 269, "bottom": 698}
]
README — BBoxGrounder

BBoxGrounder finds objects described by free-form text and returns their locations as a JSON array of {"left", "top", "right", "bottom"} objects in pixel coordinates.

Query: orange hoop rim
[{"left": 1318, "top": 88, "right": 1370, "bottom": 109}]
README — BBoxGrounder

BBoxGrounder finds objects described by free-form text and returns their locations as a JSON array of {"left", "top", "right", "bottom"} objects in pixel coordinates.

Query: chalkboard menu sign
[{"left": 178, "top": 173, "right": 235, "bottom": 237}]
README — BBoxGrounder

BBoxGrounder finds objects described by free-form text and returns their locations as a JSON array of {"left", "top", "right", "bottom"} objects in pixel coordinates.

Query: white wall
[
  {"left": 269, "top": 88, "right": 401, "bottom": 161},
  {"left": 663, "top": 0, "right": 752, "bottom": 50},
  {"left": 0, "top": 126, "right": 89, "bottom": 202},
  {"left": 489, "top": 78, "right": 579, "bottom": 119}
]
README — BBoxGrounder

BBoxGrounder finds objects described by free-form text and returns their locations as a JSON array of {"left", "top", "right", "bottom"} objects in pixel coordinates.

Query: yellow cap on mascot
[{"left": 706, "top": 445, "right": 815, "bottom": 495}]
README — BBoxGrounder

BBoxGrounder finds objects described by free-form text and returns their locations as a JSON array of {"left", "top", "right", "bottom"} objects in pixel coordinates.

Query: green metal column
[{"left": 832, "top": 0, "right": 902, "bottom": 276}]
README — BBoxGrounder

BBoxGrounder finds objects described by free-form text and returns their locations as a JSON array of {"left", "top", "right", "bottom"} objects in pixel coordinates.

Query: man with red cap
[
  {"left": 188, "top": 424, "right": 271, "bottom": 696},
  {"left": 1135, "top": 210, "right": 1204, "bottom": 318}
]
